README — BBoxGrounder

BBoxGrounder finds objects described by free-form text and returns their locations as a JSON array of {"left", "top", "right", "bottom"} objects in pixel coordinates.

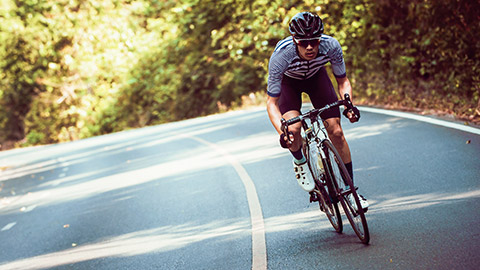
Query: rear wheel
[
  {"left": 305, "top": 143, "right": 342, "bottom": 233},
  {"left": 323, "top": 140, "right": 370, "bottom": 244}
]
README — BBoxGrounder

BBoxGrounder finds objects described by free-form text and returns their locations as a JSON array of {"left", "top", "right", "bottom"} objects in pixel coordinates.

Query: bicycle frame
[
  {"left": 281, "top": 96, "right": 349, "bottom": 187},
  {"left": 301, "top": 109, "right": 338, "bottom": 200},
  {"left": 281, "top": 94, "right": 370, "bottom": 244}
]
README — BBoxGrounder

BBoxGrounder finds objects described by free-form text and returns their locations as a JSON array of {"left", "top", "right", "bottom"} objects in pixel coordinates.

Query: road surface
[{"left": 1, "top": 105, "right": 479, "bottom": 269}]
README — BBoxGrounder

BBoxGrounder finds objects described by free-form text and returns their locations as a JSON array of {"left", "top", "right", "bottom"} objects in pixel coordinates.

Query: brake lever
[
  {"left": 280, "top": 118, "right": 293, "bottom": 145},
  {"left": 343, "top": 93, "right": 352, "bottom": 108},
  {"left": 342, "top": 93, "right": 360, "bottom": 121}
]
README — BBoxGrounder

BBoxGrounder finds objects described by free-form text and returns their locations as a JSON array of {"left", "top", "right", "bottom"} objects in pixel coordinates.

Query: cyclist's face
[{"left": 294, "top": 38, "right": 319, "bottom": 61}]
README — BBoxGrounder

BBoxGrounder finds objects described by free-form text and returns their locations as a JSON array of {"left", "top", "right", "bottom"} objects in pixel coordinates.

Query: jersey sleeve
[
  {"left": 328, "top": 38, "right": 347, "bottom": 78},
  {"left": 267, "top": 48, "right": 290, "bottom": 97}
]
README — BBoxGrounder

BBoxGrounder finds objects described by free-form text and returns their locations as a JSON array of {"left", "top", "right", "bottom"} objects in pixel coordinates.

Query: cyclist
[{"left": 266, "top": 11, "right": 368, "bottom": 210}]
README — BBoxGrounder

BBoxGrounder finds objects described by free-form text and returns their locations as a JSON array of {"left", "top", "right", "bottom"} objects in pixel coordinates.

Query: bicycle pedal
[{"left": 309, "top": 192, "right": 319, "bottom": 203}]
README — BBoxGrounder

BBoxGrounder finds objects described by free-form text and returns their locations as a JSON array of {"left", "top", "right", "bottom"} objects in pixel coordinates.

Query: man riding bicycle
[{"left": 266, "top": 11, "right": 368, "bottom": 210}]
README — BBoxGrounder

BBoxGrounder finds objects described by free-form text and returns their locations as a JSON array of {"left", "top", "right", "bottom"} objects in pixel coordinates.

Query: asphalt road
[{"left": 0, "top": 105, "right": 479, "bottom": 270}]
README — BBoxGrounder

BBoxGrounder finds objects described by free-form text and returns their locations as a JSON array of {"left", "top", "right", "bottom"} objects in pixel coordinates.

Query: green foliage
[
  {"left": 0, "top": 0, "right": 478, "bottom": 149},
  {"left": 339, "top": 0, "right": 479, "bottom": 116},
  {"left": 0, "top": 0, "right": 65, "bottom": 142}
]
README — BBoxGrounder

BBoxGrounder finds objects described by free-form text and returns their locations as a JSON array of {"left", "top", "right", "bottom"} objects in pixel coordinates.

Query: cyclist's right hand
[
  {"left": 280, "top": 118, "right": 294, "bottom": 148},
  {"left": 279, "top": 132, "right": 294, "bottom": 148}
]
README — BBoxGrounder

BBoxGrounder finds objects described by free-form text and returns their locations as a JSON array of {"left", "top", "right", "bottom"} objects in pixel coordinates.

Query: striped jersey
[{"left": 267, "top": 34, "right": 346, "bottom": 97}]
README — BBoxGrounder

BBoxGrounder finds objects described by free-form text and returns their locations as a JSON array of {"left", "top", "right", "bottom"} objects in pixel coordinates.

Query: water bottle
[{"left": 309, "top": 140, "right": 324, "bottom": 177}]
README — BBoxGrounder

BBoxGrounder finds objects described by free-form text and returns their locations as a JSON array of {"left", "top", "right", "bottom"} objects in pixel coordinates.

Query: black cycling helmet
[{"left": 289, "top": 12, "right": 324, "bottom": 38}]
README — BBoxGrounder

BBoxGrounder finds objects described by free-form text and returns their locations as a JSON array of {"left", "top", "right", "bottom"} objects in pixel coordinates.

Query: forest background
[{"left": 0, "top": 0, "right": 479, "bottom": 150}]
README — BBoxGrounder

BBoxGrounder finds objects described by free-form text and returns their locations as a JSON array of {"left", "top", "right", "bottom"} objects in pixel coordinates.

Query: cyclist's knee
[
  {"left": 331, "top": 128, "right": 344, "bottom": 139},
  {"left": 325, "top": 118, "right": 344, "bottom": 139},
  {"left": 327, "top": 125, "right": 345, "bottom": 142}
]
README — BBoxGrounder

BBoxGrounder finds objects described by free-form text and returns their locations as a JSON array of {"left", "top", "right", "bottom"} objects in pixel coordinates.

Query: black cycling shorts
[{"left": 278, "top": 67, "right": 340, "bottom": 120}]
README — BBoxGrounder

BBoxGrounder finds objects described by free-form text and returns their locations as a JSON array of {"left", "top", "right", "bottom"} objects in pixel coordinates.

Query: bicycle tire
[
  {"left": 305, "top": 143, "right": 342, "bottom": 233},
  {"left": 314, "top": 179, "right": 343, "bottom": 233},
  {"left": 323, "top": 139, "right": 370, "bottom": 244}
]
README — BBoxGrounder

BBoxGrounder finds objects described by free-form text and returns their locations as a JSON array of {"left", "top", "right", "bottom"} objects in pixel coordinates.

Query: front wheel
[
  {"left": 305, "top": 142, "right": 342, "bottom": 233},
  {"left": 314, "top": 179, "right": 342, "bottom": 233},
  {"left": 323, "top": 140, "right": 370, "bottom": 244}
]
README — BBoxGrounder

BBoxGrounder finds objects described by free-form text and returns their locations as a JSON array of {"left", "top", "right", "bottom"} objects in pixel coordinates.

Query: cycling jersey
[{"left": 267, "top": 34, "right": 346, "bottom": 97}]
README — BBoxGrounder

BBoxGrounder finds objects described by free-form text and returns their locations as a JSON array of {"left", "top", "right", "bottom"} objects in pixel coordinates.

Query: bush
[{"left": 1, "top": 0, "right": 478, "bottom": 149}]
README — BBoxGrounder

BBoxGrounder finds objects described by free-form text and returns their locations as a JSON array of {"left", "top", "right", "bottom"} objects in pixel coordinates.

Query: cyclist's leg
[
  {"left": 324, "top": 118, "right": 352, "bottom": 166},
  {"left": 282, "top": 110, "right": 302, "bottom": 153},
  {"left": 306, "top": 68, "right": 369, "bottom": 210},
  {"left": 278, "top": 74, "right": 304, "bottom": 158},
  {"left": 279, "top": 75, "right": 314, "bottom": 192},
  {"left": 305, "top": 68, "right": 352, "bottom": 178}
]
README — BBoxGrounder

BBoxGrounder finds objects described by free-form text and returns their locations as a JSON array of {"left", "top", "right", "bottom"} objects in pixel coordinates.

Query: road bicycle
[{"left": 281, "top": 94, "right": 370, "bottom": 244}]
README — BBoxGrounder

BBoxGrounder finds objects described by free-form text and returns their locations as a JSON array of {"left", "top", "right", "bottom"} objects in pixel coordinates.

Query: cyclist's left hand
[{"left": 343, "top": 106, "right": 361, "bottom": 123}]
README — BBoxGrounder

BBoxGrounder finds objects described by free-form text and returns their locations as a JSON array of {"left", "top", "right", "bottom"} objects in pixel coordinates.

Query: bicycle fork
[{"left": 318, "top": 143, "right": 341, "bottom": 204}]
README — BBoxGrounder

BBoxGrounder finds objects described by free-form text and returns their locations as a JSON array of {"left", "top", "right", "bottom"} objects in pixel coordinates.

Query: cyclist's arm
[
  {"left": 336, "top": 76, "right": 353, "bottom": 103},
  {"left": 328, "top": 36, "right": 353, "bottom": 103},
  {"left": 267, "top": 95, "right": 283, "bottom": 135},
  {"left": 336, "top": 76, "right": 359, "bottom": 122}
]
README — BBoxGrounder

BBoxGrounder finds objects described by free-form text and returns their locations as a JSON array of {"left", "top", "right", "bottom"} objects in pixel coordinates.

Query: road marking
[
  {"left": 184, "top": 135, "right": 267, "bottom": 270},
  {"left": 1, "top": 222, "right": 16, "bottom": 231},
  {"left": 20, "top": 205, "right": 37, "bottom": 212},
  {"left": 359, "top": 106, "right": 480, "bottom": 135}
]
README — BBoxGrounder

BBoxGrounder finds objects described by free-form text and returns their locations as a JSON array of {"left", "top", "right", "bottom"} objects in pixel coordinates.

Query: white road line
[
  {"left": 21, "top": 205, "right": 37, "bottom": 213},
  {"left": 1, "top": 222, "right": 16, "bottom": 231},
  {"left": 359, "top": 106, "right": 480, "bottom": 135},
  {"left": 184, "top": 135, "right": 267, "bottom": 270}
]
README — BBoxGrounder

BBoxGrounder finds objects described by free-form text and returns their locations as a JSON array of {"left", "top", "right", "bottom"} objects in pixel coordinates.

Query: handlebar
[{"left": 281, "top": 93, "right": 356, "bottom": 129}]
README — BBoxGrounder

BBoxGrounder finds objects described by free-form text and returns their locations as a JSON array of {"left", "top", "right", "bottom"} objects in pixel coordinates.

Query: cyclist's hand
[
  {"left": 279, "top": 132, "right": 294, "bottom": 148},
  {"left": 343, "top": 106, "right": 361, "bottom": 123}
]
